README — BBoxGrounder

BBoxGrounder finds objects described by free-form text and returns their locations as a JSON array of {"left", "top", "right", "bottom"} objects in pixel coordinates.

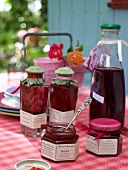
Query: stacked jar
[{"left": 41, "top": 66, "right": 79, "bottom": 161}]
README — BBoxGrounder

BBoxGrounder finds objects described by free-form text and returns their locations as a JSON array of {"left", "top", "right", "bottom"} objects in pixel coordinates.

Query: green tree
[{"left": 0, "top": 0, "right": 48, "bottom": 71}]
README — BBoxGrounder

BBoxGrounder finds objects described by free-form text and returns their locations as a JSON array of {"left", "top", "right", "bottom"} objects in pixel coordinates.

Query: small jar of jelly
[
  {"left": 41, "top": 122, "right": 79, "bottom": 162},
  {"left": 86, "top": 118, "right": 122, "bottom": 156},
  {"left": 20, "top": 65, "right": 49, "bottom": 138}
]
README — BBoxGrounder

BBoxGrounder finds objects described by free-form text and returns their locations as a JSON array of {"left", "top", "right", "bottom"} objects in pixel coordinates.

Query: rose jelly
[
  {"left": 41, "top": 122, "right": 79, "bottom": 162},
  {"left": 49, "top": 67, "right": 78, "bottom": 123},
  {"left": 86, "top": 118, "right": 122, "bottom": 156},
  {"left": 20, "top": 65, "right": 49, "bottom": 137}
]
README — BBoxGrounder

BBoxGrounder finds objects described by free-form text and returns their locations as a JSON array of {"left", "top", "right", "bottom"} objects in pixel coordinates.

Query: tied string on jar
[
  {"left": 83, "top": 45, "right": 112, "bottom": 73},
  {"left": 11, "top": 65, "right": 45, "bottom": 94},
  {"left": 10, "top": 73, "right": 44, "bottom": 94},
  {"left": 76, "top": 122, "right": 128, "bottom": 140}
]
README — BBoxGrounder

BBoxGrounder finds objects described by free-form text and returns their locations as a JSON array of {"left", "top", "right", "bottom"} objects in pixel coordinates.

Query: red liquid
[
  {"left": 90, "top": 67, "right": 125, "bottom": 126},
  {"left": 20, "top": 84, "right": 49, "bottom": 114},
  {"left": 49, "top": 84, "right": 78, "bottom": 112}
]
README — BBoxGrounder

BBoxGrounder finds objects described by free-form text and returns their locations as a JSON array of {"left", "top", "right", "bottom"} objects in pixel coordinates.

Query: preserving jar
[
  {"left": 41, "top": 122, "right": 79, "bottom": 162},
  {"left": 86, "top": 118, "right": 122, "bottom": 156},
  {"left": 49, "top": 67, "right": 78, "bottom": 123},
  {"left": 20, "top": 65, "right": 49, "bottom": 137}
]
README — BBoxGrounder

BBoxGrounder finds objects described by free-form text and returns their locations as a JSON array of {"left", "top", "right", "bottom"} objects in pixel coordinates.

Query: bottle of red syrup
[
  {"left": 49, "top": 66, "right": 78, "bottom": 123},
  {"left": 20, "top": 65, "right": 49, "bottom": 137},
  {"left": 83, "top": 24, "right": 125, "bottom": 126}
]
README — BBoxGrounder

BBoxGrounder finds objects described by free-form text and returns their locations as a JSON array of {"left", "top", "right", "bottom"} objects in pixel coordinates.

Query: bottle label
[
  {"left": 41, "top": 139, "right": 79, "bottom": 161},
  {"left": 49, "top": 108, "right": 74, "bottom": 123},
  {"left": 92, "top": 91, "right": 104, "bottom": 104},
  {"left": 20, "top": 110, "right": 47, "bottom": 129},
  {"left": 86, "top": 135, "right": 118, "bottom": 155}
]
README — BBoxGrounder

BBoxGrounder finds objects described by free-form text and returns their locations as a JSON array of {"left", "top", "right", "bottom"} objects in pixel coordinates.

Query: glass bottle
[
  {"left": 20, "top": 65, "right": 49, "bottom": 137},
  {"left": 89, "top": 24, "right": 125, "bottom": 126},
  {"left": 86, "top": 118, "right": 122, "bottom": 156},
  {"left": 49, "top": 66, "right": 78, "bottom": 123},
  {"left": 100, "top": 23, "right": 121, "bottom": 67},
  {"left": 41, "top": 122, "right": 79, "bottom": 162}
]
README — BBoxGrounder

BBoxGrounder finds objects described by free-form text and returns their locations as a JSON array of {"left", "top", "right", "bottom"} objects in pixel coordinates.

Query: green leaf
[{"left": 67, "top": 45, "right": 73, "bottom": 53}]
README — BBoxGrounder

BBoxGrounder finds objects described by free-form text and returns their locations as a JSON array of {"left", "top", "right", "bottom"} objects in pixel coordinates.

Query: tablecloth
[{"left": 0, "top": 73, "right": 128, "bottom": 170}]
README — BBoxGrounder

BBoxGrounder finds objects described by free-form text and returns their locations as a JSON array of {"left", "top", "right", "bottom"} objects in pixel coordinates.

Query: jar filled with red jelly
[
  {"left": 20, "top": 65, "right": 49, "bottom": 137},
  {"left": 86, "top": 118, "right": 122, "bottom": 156},
  {"left": 41, "top": 122, "right": 79, "bottom": 162},
  {"left": 49, "top": 66, "right": 78, "bottom": 123}
]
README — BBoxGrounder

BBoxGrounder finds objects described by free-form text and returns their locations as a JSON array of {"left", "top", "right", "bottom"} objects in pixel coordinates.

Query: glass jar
[
  {"left": 86, "top": 118, "right": 122, "bottom": 156},
  {"left": 49, "top": 67, "right": 78, "bottom": 123},
  {"left": 41, "top": 122, "right": 79, "bottom": 162},
  {"left": 20, "top": 65, "right": 49, "bottom": 137}
]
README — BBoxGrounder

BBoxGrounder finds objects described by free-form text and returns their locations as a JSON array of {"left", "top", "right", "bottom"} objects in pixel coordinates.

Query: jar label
[
  {"left": 41, "top": 139, "right": 79, "bottom": 161},
  {"left": 93, "top": 91, "right": 104, "bottom": 104},
  {"left": 20, "top": 110, "right": 47, "bottom": 129},
  {"left": 86, "top": 135, "right": 118, "bottom": 155},
  {"left": 49, "top": 108, "right": 74, "bottom": 123}
]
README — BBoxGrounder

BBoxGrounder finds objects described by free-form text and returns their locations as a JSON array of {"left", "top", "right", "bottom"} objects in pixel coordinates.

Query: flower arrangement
[
  {"left": 47, "top": 41, "right": 85, "bottom": 86},
  {"left": 48, "top": 40, "right": 85, "bottom": 67}
]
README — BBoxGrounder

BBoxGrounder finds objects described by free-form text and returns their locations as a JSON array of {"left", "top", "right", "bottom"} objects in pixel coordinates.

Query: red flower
[{"left": 48, "top": 43, "right": 64, "bottom": 60}]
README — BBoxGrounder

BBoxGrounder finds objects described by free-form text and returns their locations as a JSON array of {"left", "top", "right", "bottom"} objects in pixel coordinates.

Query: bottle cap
[
  {"left": 25, "top": 65, "right": 45, "bottom": 74},
  {"left": 90, "top": 118, "right": 121, "bottom": 131},
  {"left": 100, "top": 23, "right": 121, "bottom": 30}
]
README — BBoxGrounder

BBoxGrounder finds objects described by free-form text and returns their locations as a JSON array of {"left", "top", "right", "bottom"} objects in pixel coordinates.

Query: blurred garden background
[{"left": 0, "top": 0, "right": 48, "bottom": 72}]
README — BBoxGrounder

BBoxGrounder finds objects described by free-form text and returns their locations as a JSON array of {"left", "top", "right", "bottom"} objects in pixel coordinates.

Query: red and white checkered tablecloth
[{"left": 0, "top": 74, "right": 128, "bottom": 170}]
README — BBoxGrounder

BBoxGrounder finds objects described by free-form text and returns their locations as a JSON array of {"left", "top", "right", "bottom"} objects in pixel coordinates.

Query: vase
[{"left": 34, "top": 57, "right": 64, "bottom": 84}]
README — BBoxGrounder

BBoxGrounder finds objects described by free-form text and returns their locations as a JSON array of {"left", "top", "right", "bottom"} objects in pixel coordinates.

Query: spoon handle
[{"left": 66, "top": 97, "right": 92, "bottom": 129}]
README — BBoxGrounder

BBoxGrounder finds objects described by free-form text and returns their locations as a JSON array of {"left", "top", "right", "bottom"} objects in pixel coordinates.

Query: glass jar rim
[{"left": 46, "top": 122, "right": 76, "bottom": 138}]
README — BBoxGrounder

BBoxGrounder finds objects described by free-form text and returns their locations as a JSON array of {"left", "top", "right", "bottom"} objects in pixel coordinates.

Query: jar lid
[
  {"left": 25, "top": 65, "right": 45, "bottom": 74},
  {"left": 100, "top": 24, "right": 121, "bottom": 30},
  {"left": 55, "top": 66, "right": 74, "bottom": 76},
  {"left": 90, "top": 118, "right": 121, "bottom": 131}
]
